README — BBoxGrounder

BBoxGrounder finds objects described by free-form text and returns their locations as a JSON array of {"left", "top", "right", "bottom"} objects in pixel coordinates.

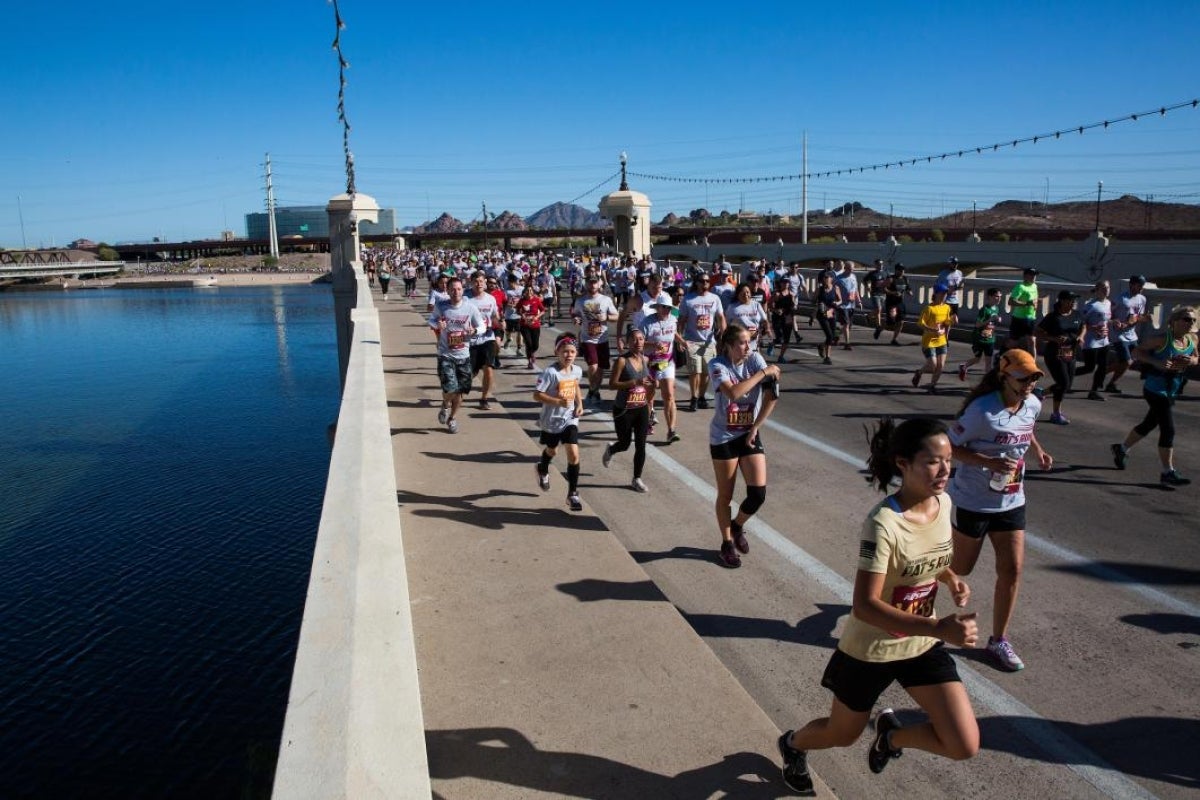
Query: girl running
[
  {"left": 725, "top": 283, "right": 772, "bottom": 354},
  {"left": 814, "top": 271, "right": 843, "bottom": 365},
  {"left": 1035, "top": 290, "right": 1084, "bottom": 425},
  {"left": 948, "top": 349, "right": 1053, "bottom": 672},
  {"left": 516, "top": 282, "right": 546, "bottom": 370},
  {"left": 768, "top": 278, "right": 799, "bottom": 364},
  {"left": 708, "top": 324, "right": 781, "bottom": 568},
  {"left": 603, "top": 329, "right": 655, "bottom": 493},
  {"left": 778, "top": 417, "right": 978, "bottom": 795},
  {"left": 911, "top": 283, "right": 951, "bottom": 393},
  {"left": 533, "top": 333, "right": 586, "bottom": 511}
]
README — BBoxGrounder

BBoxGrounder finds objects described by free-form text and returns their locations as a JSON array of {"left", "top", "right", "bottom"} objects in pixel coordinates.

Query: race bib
[
  {"left": 888, "top": 581, "right": 938, "bottom": 638},
  {"left": 447, "top": 329, "right": 468, "bottom": 348},
  {"left": 557, "top": 379, "right": 579, "bottom": 403},
  {"left": 745, "top": 326, "right": 758, "bottom": 339},
  {"left": 626, "top": 385, "right": 648, "bottom": 408},
  {"left": 696, "top": 313, "right": 712, "bottom": 331},
  {"left": 726, "top": 402, "right": 754, "bottom": 431},
  {"left": 1059, "top": 345, "right": 1075, "bottom": 361},
  {"left": 588, "top": 321, "right": 605, "bottom": 338},
  {"left": 651, "top": 341, "right": 672, "bottom": 360}
]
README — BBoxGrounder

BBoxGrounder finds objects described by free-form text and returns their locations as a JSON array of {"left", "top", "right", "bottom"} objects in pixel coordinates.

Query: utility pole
[
  {"left": 801, "top": 132, "right": 808, "bottom": 245},
  {"left": 481, "top": 201, "right": 488, "bottom": 251},
  {"left": 1094, "top": 181, "right": 1103, "bottom": 232},
  {"left": 16, "top": 194, "right": 27, "bottom": 250},
  {"left": 265, "top": 153, "right": 280, "bottom": 260}
]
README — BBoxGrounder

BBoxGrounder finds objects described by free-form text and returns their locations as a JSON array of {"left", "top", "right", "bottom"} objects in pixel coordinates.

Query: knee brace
[{"left": 739, "top": 485, "right": 767, "bottom": 517}]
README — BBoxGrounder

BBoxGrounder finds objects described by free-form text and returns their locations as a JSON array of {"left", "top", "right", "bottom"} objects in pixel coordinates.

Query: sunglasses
[
  {"left": 1175, "top": 317, "right": 1196, "bottom": 324},
  {"left": 1008, "top": 374, "right": 1041, "bottom": 385}
]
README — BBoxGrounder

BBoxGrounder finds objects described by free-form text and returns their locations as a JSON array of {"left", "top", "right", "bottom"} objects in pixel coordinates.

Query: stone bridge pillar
[
  {"left": 327, "top": 192, "right": 380, "bottom": 390},
  {"left": 599, "top": 154, "right": 651, "bottom": 257}
]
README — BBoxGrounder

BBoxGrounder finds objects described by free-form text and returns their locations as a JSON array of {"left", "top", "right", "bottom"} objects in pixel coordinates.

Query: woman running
[
  {"left": 1111, "top": 305, "right": 1198, "bottom": 487},
  {"left": 814, "top": 271, "right": 843, "bottom": 365},
  {"left": 777, "top": 417, "right": 978, "bottom": 795},
  {"left": 911, "top": 283, "right": 951, "bottom": 393},
  {"left": 1075, "top": 280, "right": 1113, "bottom": 401},
  {"left": 603, "top": 329, "right": 655, "bottom": 493},
  {"left": 533, "top": 333, "right": 586, "bottom": 511},
  {"left": 948, "top": 349, "right": 1053, "bottom": 672},
  {"left": 708, "top": 324, "right": 781, "bottom": 568},
  {"left": 1035, "top": 290, "right": 1083, "bottom": 425},
  {"left": 768, "top": 277, "right": 799, "bottom": 364},
  {"left": 725, "top": 283, "right": 772, "bottom": 354},
  {"left": 516, "top": 282, "right": 546, "bottom": 371}
]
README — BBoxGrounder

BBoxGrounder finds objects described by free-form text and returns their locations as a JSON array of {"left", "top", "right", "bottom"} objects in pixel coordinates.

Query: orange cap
[{"left": 999, "top": 349, "right": 1043, "bottom": 377}]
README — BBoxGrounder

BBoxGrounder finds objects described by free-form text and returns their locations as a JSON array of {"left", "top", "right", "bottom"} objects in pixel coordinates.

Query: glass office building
[{"left": 245, "top": 206, "right": 398, "bottom": 239}]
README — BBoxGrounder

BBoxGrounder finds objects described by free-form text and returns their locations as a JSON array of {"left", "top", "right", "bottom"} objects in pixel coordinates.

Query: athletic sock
[
  {"left": 539, "top": 452, "right": 553, "bottom": 474},
  {"left": 567, "top": 462, "right": 580, "bottom": 492}
]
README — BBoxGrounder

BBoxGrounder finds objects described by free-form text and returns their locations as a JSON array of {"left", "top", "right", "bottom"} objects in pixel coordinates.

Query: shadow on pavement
[
  {"left": 426, "top": 727, "right": 790, "bottom": 799},
  {"left": 978, "top": 715, "right": 1199, "bottom": 789},
  {"left": 629, "top": 545, "right": 719, "bottom": 565},
  {"left": 1119, "top": 611, "right": 1200, "bottom": 637},
  {"left": 681, "top": 602, "right": 847, "bottom": 649},
  {"left": 397, "top": 489, "right": 609, "bottom": 532},
  {"left": 1048, "top": 560, "right": 1200, "bottom": 586},
  {"left": 556, "top": 578, "right": 668, "bottom": 603},
  {"left": 422, "top": 449, "right": 528, "bottom": 463}
]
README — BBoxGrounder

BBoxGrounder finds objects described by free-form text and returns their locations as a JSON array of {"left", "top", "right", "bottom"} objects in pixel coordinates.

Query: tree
[{"left": 97, "top": 245, "right": 119, "bottom": 261}]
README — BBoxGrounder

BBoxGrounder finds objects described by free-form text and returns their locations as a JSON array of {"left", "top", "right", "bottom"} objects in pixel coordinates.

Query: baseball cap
[
  {"left": 1129, "top": 274, "right": 1147, "bottom": 284},
  {"left": 948, "top": 257, "right": 959, "bottom": 264},
  {"left": 933, "top": 282, "right": 950, "bottom": 293},
  {"left": 998, "top": 349, "right": 1044, "bottom": 378},
  {"left": 1023, "top": 267, "right": 1039, "bottom": 275},
  {"left": 894, "top": 263, "right": 905, "bottom": 270},
  {"left": 1057, "top": 290, "right": 1079, "bottom": 302}
]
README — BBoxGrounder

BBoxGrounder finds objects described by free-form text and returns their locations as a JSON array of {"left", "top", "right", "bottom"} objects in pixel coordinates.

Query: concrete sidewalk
[{"left": 378, "top": 294, "right": 834, "bottom": 799}]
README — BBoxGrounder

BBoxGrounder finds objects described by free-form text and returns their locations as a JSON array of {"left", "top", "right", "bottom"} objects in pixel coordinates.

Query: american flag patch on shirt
[{"left": 859, "top": 540, "right": 877, "bottom": 560}]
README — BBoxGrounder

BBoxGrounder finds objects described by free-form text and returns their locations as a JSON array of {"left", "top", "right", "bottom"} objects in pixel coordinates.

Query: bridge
[{"left": 0, "top": 260, "right": 124, "bottom": 280}]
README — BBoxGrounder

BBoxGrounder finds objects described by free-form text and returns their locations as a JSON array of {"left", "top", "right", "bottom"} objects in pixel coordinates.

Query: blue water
[{"left": 0, "top": 285, "right": 339, "bottom": 798}]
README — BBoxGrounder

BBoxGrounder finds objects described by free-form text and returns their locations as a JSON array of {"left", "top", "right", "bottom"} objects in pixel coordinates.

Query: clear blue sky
[{"left": 4, "top": 0, "right": 1198, "bottom": 247}]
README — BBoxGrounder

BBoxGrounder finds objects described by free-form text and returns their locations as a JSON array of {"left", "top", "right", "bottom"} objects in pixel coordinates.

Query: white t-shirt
[
  {"left": 1081, "top": 298, "right": 1112, "bottom": 350},
  {"left": 1113, "top": 292, "right": 1147, "bottom": 344},
  {"left": 679, "top": 292, "right": 725, "bottom": 343},
  {"left": 536, "top": 364, "right": 583, "bottom": 433},
  {"left": 937, "top": 268, "right": 964, "bottom": 304},
  {"left": 466, "top": 291, "right": 499, "bottom": 344},
  {"left": 948, "top": 391, "right": 1042, "bottom": 513},
  {"left": 708, "top": 352, "right": 769, "bottom": 445},
  {"left": 573, "top": 294, "right": 619, "bottom": 344}
]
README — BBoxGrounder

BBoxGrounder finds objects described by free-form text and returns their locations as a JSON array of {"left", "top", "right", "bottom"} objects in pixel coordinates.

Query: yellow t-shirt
[
  {"left": 919, "top": 303, "right": 952, "bottom": 349},
  {"left": 838, "top": 494, "right": 953, "bottom": 663}
]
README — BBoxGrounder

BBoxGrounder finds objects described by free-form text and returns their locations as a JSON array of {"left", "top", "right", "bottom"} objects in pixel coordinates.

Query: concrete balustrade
[{"left": 272, "top": 266, "right": 430, "bottom": 798}]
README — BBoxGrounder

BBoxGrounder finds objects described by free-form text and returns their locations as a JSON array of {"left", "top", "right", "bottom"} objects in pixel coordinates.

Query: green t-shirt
[
  {"left": 973, "top": 304, "right": 1001, "bottom": 344},
  {"left": 1009, "top": 282, "right": 1038, "bottom": 320}
]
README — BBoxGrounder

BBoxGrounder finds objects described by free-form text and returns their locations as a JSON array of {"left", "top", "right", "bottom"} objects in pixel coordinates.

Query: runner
[
  {"left": 638, "top": 297, "right": 687, "bottom": 443},
  {"left": 502, "top": 273, "right": 523, "bottom": 355},
  {"left": 937, "top": 257, "right": 965, "bottom": 331},
  {"left": 1103, "top": 275, "right": 1148, "bottom": 394},
  {"left": 708, "top": 324, "right": 781, "bottom": 568},
  {"left": 948, "top": 349, "right": 1053, "bottom": 672},
  {"left": 428, "top": 276, "right": 487, "bottom": 434},
  {"left": 836, "top": 261, "right": 860, "bottom": 350},
  {"left": 814, "top": 271, "right": 843, "bottom": 365},
  {"left": 768, "top": 277, "right": 800, "bottom": 364},
  {"left": 603, "top": 329, "right": 655, "bottom": 493},
  {"left": 1074, "top": 279, "right": 1113, "bottom": 401},
  {"left": 1007, "top": 268, "right": 1040, "bottom": 355},
  {"left": 725, "top": 283, "right": 772, "bottom": 354},
  {"left": 777, "top": 417, "right": 978, "bottom": 795},
  {"left": 911, "top": 283, "right": 952, "bottom": 393},
  {"left": 957, "top": 287, "right": 1003, "bottom": 382},
  {"left": 1111, "top": 305, "right": 1198, "bottom": 487},
  {"left": 883, "top": 264, "right": 912, "bottom": 345},
  {"left": 616, "top": 273, "right": 671, "bottom": 351},
  {"left": 571, "top": 275, "right": 620, "bottom": 406},
  {"left": 1035, "top": 290, "right": 1083, "bottom": 425},
  {"left": 516, "top": 282, "right": 546, "bottom": 371},
  {"left": 533, "top": 333, "right": 587, "bottom": 511},
  {"left": 679, "top": 272, "right": 726, "bottom": 410},
  {"left": 377, "top": 260, "right": 392, "bottom": 301},
  {"left": 426, "top": 273, "right": 449, "bottom": 313},
  {"left": 466, "top": 271, "right": 502, "bottom": 409},
  {"left": 865, "top": 259, "right": 889, "bottom": 338}
]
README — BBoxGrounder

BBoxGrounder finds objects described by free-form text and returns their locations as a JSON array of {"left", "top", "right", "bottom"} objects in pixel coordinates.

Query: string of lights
[
  {"left": 566, "top": 171, "right": 621, "bottom": 206},
  {"left": 627, "top": 99, "right": 1199, "bottom": 185},
  {"left": 330, "top": 0, "right": 355, "bottom": 196}
]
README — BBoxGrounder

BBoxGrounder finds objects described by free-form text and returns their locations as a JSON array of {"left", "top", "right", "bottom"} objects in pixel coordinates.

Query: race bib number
[
  {"left": 557, "top": 379, "right": 579, "bottom": 403},
  {"left": 626, "top": 385, "right": 648, "bottom": 408},
  {"left": 888, "top": 581, "right": 938, "bottom": 638},
  {"left": 588, "top": 321, "right": 605, "bottom": 338},
  {"left": 726, "top": 402, "right": 754, "bottom": 431},
  {"left": 1059, "top": 345, "right": 1075, "bottom": 361},
  {"left": 447, "top": 329, "right": 468, "bottom": 348},
  {"left": 651, "top": 341, "right": 672, "bottom": 360},
  {"left": 696, "top": 313, "right": 712, "bottom": 331}
]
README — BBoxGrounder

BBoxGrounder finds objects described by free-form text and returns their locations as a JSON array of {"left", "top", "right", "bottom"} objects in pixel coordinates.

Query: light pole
[
  {"left": 619, "top": 151, "right": 628, "bottom": 191},
  {"left": 1095, "top": 181, "right": 1103, "bottom": 232},
  {"left": 972, "top": 200, "right": 977, "bottom": 235}
]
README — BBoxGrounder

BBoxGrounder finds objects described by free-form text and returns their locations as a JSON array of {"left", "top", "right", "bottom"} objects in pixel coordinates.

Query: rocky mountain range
[{"left": 415, "top": 202, "right": 607, "bottom": 233}]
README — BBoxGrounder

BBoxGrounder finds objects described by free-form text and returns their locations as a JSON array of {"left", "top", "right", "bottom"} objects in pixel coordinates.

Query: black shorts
[
  {"left": 821, "top": 644, "right": 961, "bottom": 714},
  {"left": 469, "top": 342, "right": 494, "bottom": 375},
  {"left": 539, "top": 425, "right": 579, "bottom": 448},
  {"left": 1009, "top": 317, "right": 1036, "bottom": 339},
  {"left": 947, "top": 302, "right": 960, "bottom": 318},
  {"left": 971, "top": 341, "right": 996, "bottom": 358},
  {"left": 437, "top": 356, "right": 472, "bottom": 395},
  {"left": 709, "top": 431, "right": 766, "bottom": 460},
  {"left": 504, "top": 318, "right": 520, "bottom": 333},
  {"left": 953, "top": 505, "right": 1026, "bottom": 539},
  {"left": 885, "top": 301, "right": 907, "bottom": 320}
]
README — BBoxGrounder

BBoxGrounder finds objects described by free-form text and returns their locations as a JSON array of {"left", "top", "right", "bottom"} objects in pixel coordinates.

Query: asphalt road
[{"left": 460, "top": 309, "right": 1200, "bottom": 800}]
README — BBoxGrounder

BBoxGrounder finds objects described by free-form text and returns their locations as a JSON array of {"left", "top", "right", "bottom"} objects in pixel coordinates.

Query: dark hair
[
  {"left": 554, "top": 332, "right": 578, "bottom": 351},
  {"left": 959, "top": 366, "right": 1005, "bottom": 416},
  {"left": 865, "top": 417, "right": 949, "bottom": 492}
]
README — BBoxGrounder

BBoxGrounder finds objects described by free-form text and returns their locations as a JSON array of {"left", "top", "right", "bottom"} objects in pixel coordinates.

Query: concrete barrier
[{"left": 273, "top": 270, "right": 430, "bottom": 798}]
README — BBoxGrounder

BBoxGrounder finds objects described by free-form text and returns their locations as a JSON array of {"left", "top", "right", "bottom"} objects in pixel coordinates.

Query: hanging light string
[
  {"left": 627, "top": 98, "right": 1199, "bottom": 185},
  {"left": 330, "top": 0, "right": 355, "bottom": 196},
  {"left": 567, "top": 171, "right": 621, "bottom": 206}
]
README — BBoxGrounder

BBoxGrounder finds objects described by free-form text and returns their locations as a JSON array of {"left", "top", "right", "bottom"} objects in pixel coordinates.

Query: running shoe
[
  {"left": 631, "top": 477, "right": 648, "bottom": 493},
  {"left": 1111, "top": 443, "right": 1127, "bottom": 470},
  {"left": 1031, "top": 386, "right": 1046, "bottom": 399},
  {"left": 718, "top": 540, "right": 742, "bottom": 568},
  {"left": 479, "top": 398, "right": 491, "bottom": 411},
  {"left": 731, "top": 521, "right": 749, "bottom": 554},
  {"left": 1086, "top": 390, "right": 1105, "bottom": 401},
  {"left": 650, "top": 409, "right": 658, "bottom": 426},
  {"left": 927, "top": 384, "right": 939, "bottom": 395},
  {"left": 958, "top": 363, "right": 968, "bottom": 382},
  {"left": 437, "top": 406, "right": 449, "bottom": 425},
  {"left": 822, "top": 357, "right": 833, "bottom": 365},
  {"left": 766, "top": 342, "right": 775, "bottom": 356},
  {"left": 447, "top": 419, "right": 458, "bottom": 434},
  {"left": 567, "top": 493, "right": 583, "bottom": 512},
  {"left": 1104, "top": 383, "right": 1123, "bottom": 394},
  {"left": 667, "top": 429, "right": 681, "bottom": 443},
  {"left": 688, "top": 397, "right": 698, "bottom": 413},
  {"left": 697, "top": 396, "right": 710, "bottom": 410},
  {"left": 1049, "top": 411, "right": 1070, "bottom": 425},
  {"left": 537, "top": 468, "right": 550, "bottom": 492},
  {"left": 873, "top": 326, "right": 883, "bottom": 340},
  {"left": 868, "top": 709, "right": 904, "bottom": 774},
  {"left": 890, "top": 339, "right": 901, "bottom": 346},
  {"left": 911, "top": 370, "right": 921, "bottom": 388},
  {"left": 987, "top": 635, "right": 1025, "bottom": 671},
  {"left": 1161, "top": 469, "right": 1191, "bottom": 487},
  {"left": 647, "top": 423, "right": 656, "bottom": 437},
  {"left": 602, "top": 444, "right": 613, "bottom": 469},
  {"left": 777, "top": 731, "right": 814, "bottom": 795}
]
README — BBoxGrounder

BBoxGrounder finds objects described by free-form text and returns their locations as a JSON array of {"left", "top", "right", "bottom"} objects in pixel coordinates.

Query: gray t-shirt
[
  {"left": 948, "top": 391, "right": 1042, "bottom": 513},
  {"left": 428, "top": 300, "right": 486, "bottom": 360},
  {"left": 573, "top": 294, "right": 619, "bottom": 344},
  {"left": 679, "top": 292, "right": 725, "bottom": 344},
  {"left": 1112, "top": 291, "right": 1147, "bottom": 344},
  {"left": 535, "top": 363, "right": 583, "bottom": 434},
  {"left": 707, "top": 352, "right": 768, "bottom": 445},
  {"left": 1081, "top": 298, "right": 1111, "bottom": 350},
  {"left": 466, "top": 291, "right": 499, "bottom": 344}
]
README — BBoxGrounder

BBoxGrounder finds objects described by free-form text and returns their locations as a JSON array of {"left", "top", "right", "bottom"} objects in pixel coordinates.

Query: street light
[
  {"left": 972, "top": 201, "right": 977, "bottom": 235},
  {"left": 619, "top": 151, "right": 629, "bottom": 191},
  {"left": 1095, "top": 181, "right": 1104, "bottom": 232}
]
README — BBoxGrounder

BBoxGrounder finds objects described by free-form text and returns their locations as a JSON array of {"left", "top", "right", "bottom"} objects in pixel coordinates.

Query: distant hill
[
  {"left": 492, "top": 210, "right": 529, "bottom": 231},
  {"left": 417, "top": 212, "right": 466, "bottom": 234},
  {"left": 524, "top": 202, "right": 607, "bottom": 230}
]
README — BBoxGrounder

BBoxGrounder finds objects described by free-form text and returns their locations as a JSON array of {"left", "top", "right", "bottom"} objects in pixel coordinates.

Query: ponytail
[{"left": 865, "top": 417, "right": 949, "bottom": 492}]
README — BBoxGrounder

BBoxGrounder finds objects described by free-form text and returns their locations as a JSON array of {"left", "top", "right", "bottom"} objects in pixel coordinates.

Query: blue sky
[{"left": 3, "top": 1, "right": 1198, "bottom": 247}]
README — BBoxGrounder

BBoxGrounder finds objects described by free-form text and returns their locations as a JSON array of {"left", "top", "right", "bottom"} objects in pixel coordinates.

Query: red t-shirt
[{"left": 517, "top": 296, "right": 545, "bottom": 328}]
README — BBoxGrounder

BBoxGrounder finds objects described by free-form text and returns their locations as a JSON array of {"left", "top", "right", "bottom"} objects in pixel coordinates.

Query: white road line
[{"left": 641, "top": 443, "right": 1161, "bottom": 800}]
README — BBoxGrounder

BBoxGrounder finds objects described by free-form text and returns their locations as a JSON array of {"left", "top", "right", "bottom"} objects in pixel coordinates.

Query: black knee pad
[{"left": 739, "top": 485, "right": 767, "bottom": 517}]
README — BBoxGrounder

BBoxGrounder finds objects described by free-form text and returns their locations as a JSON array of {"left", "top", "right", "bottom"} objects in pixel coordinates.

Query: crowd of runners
[{"left": 371, "top": 245, "right": 1196, "bottom": 796}]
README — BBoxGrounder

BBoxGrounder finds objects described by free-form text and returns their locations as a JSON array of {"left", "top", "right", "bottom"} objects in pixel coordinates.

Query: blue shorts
[
  {"left": 922, "top": 345, "right": 948, "bottom": 358},
  {"left": 1111, "top": 339, "right": 1135, "bottom": 364}
]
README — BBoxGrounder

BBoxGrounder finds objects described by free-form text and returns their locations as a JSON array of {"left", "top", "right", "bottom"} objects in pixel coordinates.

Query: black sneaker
[
  {"left": 732, "top": 520, "right": 749, "bottom": 554},
  {"left": 1105, "top": 383, "right": 1123, "bottom": 394},
  {"left": 718, "top": 540, "right": 742, "bottom": 568},
  {"left": 873, "top": 326, "right": 883, "bottom": 340},
  {"left": 1161, "top": 469, "right": 1191, "bottom": 487},
  {"left": 697, "top": 396, "right": 710, "bottom": 410},
  {"left": 567, "top": 493, "right": 583, "bottom": 511},
  {"left": 868, "top": 708, "right": 903, "bottom": 774},
  {"left": 1111, "top": 443, "right": 1127, "bottom": 470},
  {"left": 688, "top": 397, "right": 698, "bottom": 413},
  {"left": 1087, "top": 390, "right": 1105, "bottom": 401},
  {"left": 777, "top": 731, "right": 815, "bottom": 795}
]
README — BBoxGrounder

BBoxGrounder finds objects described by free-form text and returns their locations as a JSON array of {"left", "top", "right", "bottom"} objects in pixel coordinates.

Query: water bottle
[{"left": 989, "top": 449, "right": 1020, "bottom": 492}]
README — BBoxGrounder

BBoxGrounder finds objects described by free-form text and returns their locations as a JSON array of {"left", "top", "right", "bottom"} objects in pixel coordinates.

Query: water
[{"left": 0, "top": 285, "right": 339, "bottom": 798}]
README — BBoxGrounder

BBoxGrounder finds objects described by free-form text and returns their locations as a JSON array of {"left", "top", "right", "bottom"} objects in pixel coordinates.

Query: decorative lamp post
[
  {"left": 619, "top": 151, "right": 629, "bottom": 191},
  {"left": 1095, "top": 181, "right": 1103, "bottom": 232}
]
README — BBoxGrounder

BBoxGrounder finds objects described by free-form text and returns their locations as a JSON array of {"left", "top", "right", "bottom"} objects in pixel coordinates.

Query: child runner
[
  {"left": 708, "top": 324, "right": 781, "bottom": 568},
  {"left": 603, "top": 329, "right": 655, "bottom": 492},
  {"left": 516, "top": 282, "right": 546, "bottom": 371},
  {"left": 957, "top": 288, "right": 1003, "bottom": 381},
  {"left": 911, "top": 283, "right": 951, "bottom": 393},
  {"left": 778, "top": 417, "right": 979, "bottom": 795},
  {"left": 533, "top": 333, "right": 586, "bottom": 511}
]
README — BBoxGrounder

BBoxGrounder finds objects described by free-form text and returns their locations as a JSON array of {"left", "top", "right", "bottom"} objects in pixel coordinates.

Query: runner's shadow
[
  {"left": 397, "top": 489, "right": 608, "bottom": 532},
  {"left": 629, "top": 545, "right": 717, "bottom": 564},
  {"left": 1119, "top": 612, "right": 1200, "bottom": 637},
  {"left": 556, "top": 578, "right": 668, "bottom": 603},
  {"left": 422, "top": 449, "right": 527, "bottom": 463},
  {"left": 977, "top": 715, "right": 1199, "bottom": 789},
  {"left": 388, "top": 398, "right": 436, "bottom": 408},
  {"left": 390, "top": 427, "right": 435, "bottom": 436},
  {"left": 834, "top": 411, "right": 957, "bottom": 421},
  {"left": 681, "top": 602, "right": 847, "bottom": 649},
  {"left": 1049, "top": 560, "right": 1200, "bottom": 586},
  {"left": 426, "top": 728, "right": 788, "bottom": 798}
]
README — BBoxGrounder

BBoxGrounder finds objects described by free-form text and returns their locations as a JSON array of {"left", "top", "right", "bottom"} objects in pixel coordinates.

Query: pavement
[{"left": 379, "top": 292, "right": 830, "bottom": 799}]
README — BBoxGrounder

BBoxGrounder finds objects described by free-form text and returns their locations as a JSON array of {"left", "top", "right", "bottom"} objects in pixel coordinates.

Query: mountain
[
  {"left": 491, "top": 210, "right": 528, "bottom": 231},
  {"left": 524, "top": 202, "right": 607, "bottom": 230},
  {"left": 417, "top": 213, "right": 465, "bottom": 233}
]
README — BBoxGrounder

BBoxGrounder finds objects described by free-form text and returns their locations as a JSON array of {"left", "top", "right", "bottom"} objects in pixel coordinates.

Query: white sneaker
[
  {"left": 631, "top": 477, "right": 648, "bottom": 493},
  {"left": 987, "top": 636, "right": 1025, "bottom": 671},
  {"left": 437, "top": 407, "right": 449, "bottom": 425},
  {"left": 537, "top": 469, "right": 550, "bottom": 492}
]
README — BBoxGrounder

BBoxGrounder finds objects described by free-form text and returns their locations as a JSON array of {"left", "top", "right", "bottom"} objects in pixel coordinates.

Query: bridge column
[
  {"left": 599, "top": 154, "right": 651, "bottom": 257},
  {"left": 327, "top": 192, "right": 381, "bottom": 390}
]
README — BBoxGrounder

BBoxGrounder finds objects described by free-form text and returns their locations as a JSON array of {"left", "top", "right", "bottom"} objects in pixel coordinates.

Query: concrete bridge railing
[{"left": 273, "top": 266, "right": 430, "bottom": 798}]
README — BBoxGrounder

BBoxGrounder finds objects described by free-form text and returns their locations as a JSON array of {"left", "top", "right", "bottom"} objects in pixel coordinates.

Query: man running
[
  {"left": 679, "top": 271, "right": 727, "bottom": 411},
  {"left": 571, "top": 275, "right": 620, "bottom": 406},
  {"left": 428, "top": 276, "right": 487, "bottom": 434},
  {"left": 1104, "top": 274, "right": 1148, "bottom": 394},
  {"left": 1007, "top": 268, "right": 1040, "bottom": 355},
  {"left": 638, "top": 297, "right": 686, "bottom": 443},
  {"left": 466, "top": 271, "right": 502, "bottom": 410}
]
